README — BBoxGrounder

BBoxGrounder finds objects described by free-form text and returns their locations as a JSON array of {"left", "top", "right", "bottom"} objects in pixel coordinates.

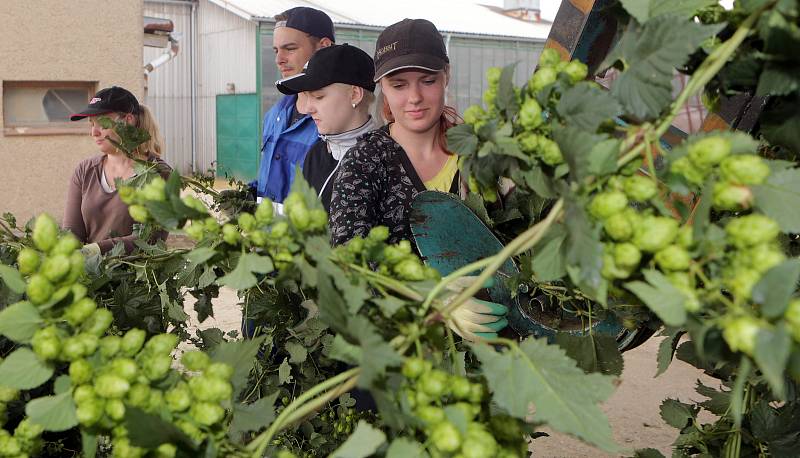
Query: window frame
[{"left": 2, "top": 81, "right": 97, "bottom": 136}]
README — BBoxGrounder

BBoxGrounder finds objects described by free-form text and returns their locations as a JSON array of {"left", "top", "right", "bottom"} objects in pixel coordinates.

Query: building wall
[
  {"left": 0, "top": 0, "right": 144, "bottom": 224},
  {"left": 144, "top": 0, "right": 195, "bottom": 174},
  {"left": 196, "top": 0, "right": 257, "bottom": 174}
]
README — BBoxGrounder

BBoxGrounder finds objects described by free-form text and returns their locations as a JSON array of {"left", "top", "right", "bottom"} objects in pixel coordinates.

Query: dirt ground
[
  {"left": 182, "top": 287, "right": 718, "bottom": 458},
  {"left": 532, "top": 336, "right": 717, "bottom": 457}
]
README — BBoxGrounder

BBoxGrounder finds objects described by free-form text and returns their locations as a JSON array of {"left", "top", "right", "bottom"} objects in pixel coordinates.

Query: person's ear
[
  {"left": 351, "top": 86, "right": 365, "bottom": 108},
  {"left": 318, "top": 37, "right": 333, "bottom": 49}
]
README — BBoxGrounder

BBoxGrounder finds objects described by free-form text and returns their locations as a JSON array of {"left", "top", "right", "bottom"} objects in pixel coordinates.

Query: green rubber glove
[{"left": 441, "top": 276, "right": 508, "bottom": 342}]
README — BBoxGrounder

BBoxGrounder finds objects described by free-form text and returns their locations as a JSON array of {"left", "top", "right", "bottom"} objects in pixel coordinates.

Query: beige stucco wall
[{"left": 0, "top": 0, "right": 143, "bottom": 225}]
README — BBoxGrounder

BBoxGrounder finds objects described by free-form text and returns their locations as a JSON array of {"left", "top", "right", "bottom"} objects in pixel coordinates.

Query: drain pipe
[
  {"left": 143, "top": 34, "right": 179, "bottom": 97},
  {"left": 144, "top": 34, "right": 180, "bottom": 77}
]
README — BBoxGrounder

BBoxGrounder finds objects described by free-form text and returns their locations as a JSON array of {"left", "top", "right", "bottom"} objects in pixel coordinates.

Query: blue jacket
[{"left": 254, "top": 95, "right": 319, "bottom": 202}]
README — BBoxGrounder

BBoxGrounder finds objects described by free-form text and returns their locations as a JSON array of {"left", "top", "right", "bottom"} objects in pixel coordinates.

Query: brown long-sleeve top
[{"left": 63, "top": 154, "right": 171, "bottom": 253}]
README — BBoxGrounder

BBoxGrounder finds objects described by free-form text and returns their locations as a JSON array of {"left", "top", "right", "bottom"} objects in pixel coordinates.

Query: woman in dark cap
[
  {"left": 327, "top": 20, "right": 507, "bottom": 342},
  {"left": 66, "top": 86, "right": 170, "bottom": 253},
  {"left": 328, "top": 19, "right": 460, "bottom": 248}
]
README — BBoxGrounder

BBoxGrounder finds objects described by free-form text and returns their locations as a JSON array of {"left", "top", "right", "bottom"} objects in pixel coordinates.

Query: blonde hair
[
  {"left": 357, "top": 90, "right": 375, "bottom": 115},
  {"left": 133, "top": 104, "right": 164, "bottom": 159}
]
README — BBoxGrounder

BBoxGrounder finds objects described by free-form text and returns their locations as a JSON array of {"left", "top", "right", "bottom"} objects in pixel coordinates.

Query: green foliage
[
  {"left": 660, "top": 398, "right": 697, "bottom": 429},
  {"left": 530, "top": 230, "right": 567, "bottom": 281},
  {"left": 625, "top": 270, "right": 688, "bottom": 327},
  {"left": 554, "top": 333, "right": 624, "bottom": 376},
  {"left": 97, "top": 116, "right": 151, "bottom": 156},
  {"left": 602, "top": 17, "right": 722, "bottom": 119},
  {"left": 655, "top": 328, "right": 684, "bottom": 377},
  {"left": 329, "top": 421, "right": 386, "bottom": 458},
  {"left": 472, "top": 339, "right": 618, "bottom": 452},
  {"left": 209, "top": 336, "right": 266, "bottom": 398},
  {"left": 216, "top": 253, "right": 273, "bottom": 290},
  {"left": 447, "top": 124, "right": 478, "bottom": 156},
  {"left": 620, "top": 0, "right": 718, "bottom": 23},
  {"left": 751, "top": 259, "right": 800, "bottom": 318},
  {"left": 0, "top": 265, "right": 26, "bottom": 294},
  {"left": 753, "top": 326, "right": 792, "bottom": 398},
  {"left": 0, "top": 301, "right": 42, "bottom": 342},
  {"left": 123, "top": 407, "right": 197, "bottom": 450},
  {"left": 386, "top": 438, "right": 428, "bottom": 458},
  {"left": 753, "top": 167, "right": 800, "bottom": 233},
  {"left": 25, "top": 392, "right": 78, "bottom": 432},
  {"left": 706, "top": 2, "right": 800, "bottom": 153},
  {"left": 0, "top": 348, "right": 54, "bottom": 390},
  {"left": 228, "top": 392, "right": 278, "bottom": 439},
  {"left": 556, "top": 83, "right": 622, "bottom": 132},
  {"left": 348, "top": 317, "right": 403, "bottom": 389},
  {"left": 749, "top": 400, "right": 800, "bottom": 456}
]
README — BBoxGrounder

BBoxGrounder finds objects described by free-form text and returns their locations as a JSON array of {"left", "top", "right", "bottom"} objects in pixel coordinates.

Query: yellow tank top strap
[{"left": 424, "top": 154, "right": 459, "bottom": 192}]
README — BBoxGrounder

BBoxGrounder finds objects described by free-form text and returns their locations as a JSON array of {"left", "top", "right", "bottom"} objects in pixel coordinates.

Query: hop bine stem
[{"left": 246, "top": 368, "right": 361, "bottom": 457}]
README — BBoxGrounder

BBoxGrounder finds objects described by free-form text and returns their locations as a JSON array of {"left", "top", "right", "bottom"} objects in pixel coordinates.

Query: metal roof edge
[
  {"left": 207, "top": 0, "right": 256, "bottom": 21},
  {"left": 255, "top": 17, "right": 546, "bottom": 43}
]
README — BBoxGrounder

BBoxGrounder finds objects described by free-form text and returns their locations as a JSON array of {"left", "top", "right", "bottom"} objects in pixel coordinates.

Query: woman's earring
[{"left": 352, "top": 103, "right": 357, "bottom": 109}]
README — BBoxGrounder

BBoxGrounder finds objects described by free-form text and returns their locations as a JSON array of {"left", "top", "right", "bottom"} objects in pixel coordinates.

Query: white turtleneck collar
[{"left": 319, "top": 116, "right": 380, "bottom": 161}]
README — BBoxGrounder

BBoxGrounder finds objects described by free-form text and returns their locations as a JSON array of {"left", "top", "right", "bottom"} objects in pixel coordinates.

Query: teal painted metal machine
[{"left": 410, "top": 191, "right": 651, "bottom": 351}]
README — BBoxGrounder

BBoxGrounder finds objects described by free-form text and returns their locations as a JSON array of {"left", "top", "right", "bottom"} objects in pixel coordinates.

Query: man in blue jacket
[{"left": 254, "top": 7, "right": 334, "bottom": 204}]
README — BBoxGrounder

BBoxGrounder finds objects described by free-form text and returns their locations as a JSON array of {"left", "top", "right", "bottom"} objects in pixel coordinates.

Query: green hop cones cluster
[
  {"left": 331, "top": 227, "right": 439, "bottom": 282},
  {"left": 0, "top": 419, "right": 44, "bottom": 458},
  {"left": 118, "top": 176, "right": 168, "bottom": 223},
  {"left": 399, "top": 357, "right": 528, "bottom": 457},
  {"left": 670, "top": 135, "right": 771, "bottom": 211},
  {"left": 185, "top": 191, "right": 327, "bottom": 271},
  {"left": 20, "top": 215, "right": 85, "bottom": 307}
]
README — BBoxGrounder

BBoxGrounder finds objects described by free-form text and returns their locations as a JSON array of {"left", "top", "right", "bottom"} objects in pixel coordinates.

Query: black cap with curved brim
[
  {"left": 276, "top": 44, "right": 376, "bottom": 95},
  {"left": 373, "top": 19, "right": 449, "bottom": 82},
  {"left": 70, "top": 86, "right": 140, "bottom": 121}
]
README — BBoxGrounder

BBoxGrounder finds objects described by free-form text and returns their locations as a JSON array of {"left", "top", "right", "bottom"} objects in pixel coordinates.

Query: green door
[{"left": 216, "top": 93, "right": 260, "bottom": 181}]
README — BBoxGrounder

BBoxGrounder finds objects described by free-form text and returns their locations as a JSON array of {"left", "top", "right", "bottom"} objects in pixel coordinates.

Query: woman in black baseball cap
[
  {"left": 64, "top": 86, "right": 171, "bottom": 254},
  {"left": 327, "top": 20, "right": 508, "bottom": 343},
  {"left": 328, "top": 18, "right": 457, "bottom": 246},
  {"left": 276, "top": 44, "right": 380, "bottom": 211}
]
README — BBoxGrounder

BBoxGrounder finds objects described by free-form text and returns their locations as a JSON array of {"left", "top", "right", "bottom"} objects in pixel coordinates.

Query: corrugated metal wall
[
  {"left": 143, "top": 0, "right": 194, "bottom": 173},
  {"left": 447, "top": 35, "right": 544, "bottom": 112},
  {"left": 143, "top": 0, "right": 256, "bottom": 175},
  {"left": 260, "top": 25, "right": 544, "bottom": 116},
  {"left": 196, "top": 0, "right": 256, "bottom": 174}
]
